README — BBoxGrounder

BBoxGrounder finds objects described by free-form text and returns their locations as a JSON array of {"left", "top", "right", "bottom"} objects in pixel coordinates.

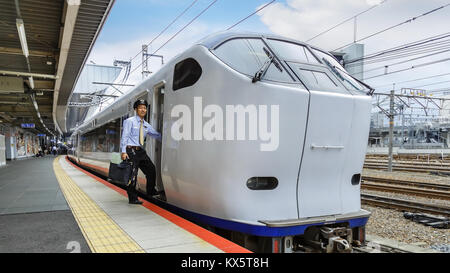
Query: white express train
[{"left": 68, "top": 32, "right": 374, "bottom": 253}]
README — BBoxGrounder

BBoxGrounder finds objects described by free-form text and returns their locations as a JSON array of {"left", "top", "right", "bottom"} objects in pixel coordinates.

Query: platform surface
[
  {"left": 0, "top": 156, "right": 90, "bottom": 253},
  {"left": 56, "top": 156, "right": 249, "bottom": 253},
  {"left": 0, "top": 156, "right": 250, "bottom": 253},
  {"left": 0, "top": 156, "right": 68, "bottom": 215}
]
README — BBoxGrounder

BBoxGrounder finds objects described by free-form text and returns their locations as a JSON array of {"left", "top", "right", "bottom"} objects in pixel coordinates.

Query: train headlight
[{"left": 246, "top": 177, "right": 278, "bottom": 190}]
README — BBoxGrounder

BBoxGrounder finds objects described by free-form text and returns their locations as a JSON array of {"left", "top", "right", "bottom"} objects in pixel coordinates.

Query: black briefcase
[{"left": 108, "top": 161, "right": 132, "bottom": 186}]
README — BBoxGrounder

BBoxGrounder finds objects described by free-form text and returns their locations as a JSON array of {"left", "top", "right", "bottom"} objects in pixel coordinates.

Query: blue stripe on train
[{"left": 151, "top": 198, "right": 369, "bottom": 237}]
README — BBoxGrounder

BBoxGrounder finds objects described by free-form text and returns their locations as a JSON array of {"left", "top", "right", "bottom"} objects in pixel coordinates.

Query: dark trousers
[{"left": 126, "top": 147, "right": 156, "bottom": 201}]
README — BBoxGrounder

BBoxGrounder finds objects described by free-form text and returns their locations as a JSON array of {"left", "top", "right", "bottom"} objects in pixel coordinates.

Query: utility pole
[
  {"left": 142, "top": 45, "right": 150, "bottom": 80},
  {"left": 142, "top": 44, "right": 164, "bottom": 80},
  {"left": 388, "top": 89, "right": 395, "bottom": 172},
  {"left": 400, "top": 105, "right": 404, "bottom": 148}
]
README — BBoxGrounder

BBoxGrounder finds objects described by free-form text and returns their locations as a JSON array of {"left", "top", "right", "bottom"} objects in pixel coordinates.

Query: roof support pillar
[{"left": 53, "top": 0, "right": 80, "bottom": 135}]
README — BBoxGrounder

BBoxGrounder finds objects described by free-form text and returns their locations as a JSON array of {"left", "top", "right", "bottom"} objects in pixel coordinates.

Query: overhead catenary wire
[
  {"left": 227, "top": 0, "right": 276, "bottom": 30},
  {"left": 345, "top": 31, "right": 450, "bottom": 64},
  {"left": 129, "top": 0, "right": 278, "bottom": 78},
  {"left": 332, "top": 3, "right": 450, "bottom": 52},
  {"left": 129, "top": 0, "right": 219, "bottom": 77},
  {"left": 306, "top": 0, "right": 387, "bottom": 42},
  {"left": 364, "top": 57, "right": 450, "bottom": 80},
  {"left": 128, "top": 0, "right": 200, "bottom": 65},
  {"left": 411, "top": 79, "right": 450, "bottom": 89},
  {"left": 350, "top": 48, "right": 450, "bottom": 76},
  {"left": 346, "top": 43, "right": 450, "bottom": 68},
  {"left": 101, "top": 0, "right": 200, "bottom": 103},
  {"left": 373, "top": 73, "right": 450, "bottom": 88},
  {"left": 345, "top": 38, "right": 450, "bottom": 67}
]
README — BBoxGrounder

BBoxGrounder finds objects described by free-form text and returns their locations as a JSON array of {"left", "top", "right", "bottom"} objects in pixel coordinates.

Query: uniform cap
[{"left": 133, "top": 99, "right": 148, "bottom": 109}]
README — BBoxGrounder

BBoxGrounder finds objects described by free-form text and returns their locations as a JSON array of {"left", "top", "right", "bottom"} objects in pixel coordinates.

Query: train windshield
[
  {"left": 266, "top": 39, "right": 367, "bottom": 92},
  {"left": 266, "top": 39, "right": 320, "bottom": 64},
  {"left": 213, "top": 38, "right": 294, "bottom": 83},
  {"left": 310, "top": 48, "right": 365, "bottom": 92}
]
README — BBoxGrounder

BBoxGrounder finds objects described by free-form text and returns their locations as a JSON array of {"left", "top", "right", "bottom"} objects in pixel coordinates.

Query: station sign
[
  {"left": 37, "top": 134, "right": 46, "bottom": 137},
  {"left": 21, "top": 123, "right": 35, "bottom": 128}
]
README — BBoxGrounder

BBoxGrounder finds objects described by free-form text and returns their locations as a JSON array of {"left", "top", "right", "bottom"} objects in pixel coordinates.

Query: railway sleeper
[{"left": 403, "top": 212, "right": 449, "bottom": 229}]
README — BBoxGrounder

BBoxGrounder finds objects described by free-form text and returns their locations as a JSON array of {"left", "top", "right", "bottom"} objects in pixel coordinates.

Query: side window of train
[
  {"left": 80, "top": 130, "right": 96, "bottom": 153},
  {"left": 81, "top": 120, "right": 121, "bottom": 153},
  {"left": 173, "top": 58, "right": 202, "bottom": 91},
  {"left": 104, "top": 119, "right": 121, "bottom": 152},
  {"left": 213, "top": 38, "right": 294, "bottom": 83}
]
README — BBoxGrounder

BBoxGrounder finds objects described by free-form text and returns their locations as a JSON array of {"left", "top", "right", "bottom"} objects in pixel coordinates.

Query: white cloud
[{"left": 258, "top": 0, "right": 371, "bottom": 43}]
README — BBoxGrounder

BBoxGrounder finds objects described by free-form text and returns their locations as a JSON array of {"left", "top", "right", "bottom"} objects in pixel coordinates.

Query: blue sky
[
  {"left": 89, "top": 0, "right": 279, "bottom": 86},
  {"left": 96, "top": 0, "right": 273, "bottom": 44},
  {"left": 89, "top": 0, "right": 450, "bottom": 115}
]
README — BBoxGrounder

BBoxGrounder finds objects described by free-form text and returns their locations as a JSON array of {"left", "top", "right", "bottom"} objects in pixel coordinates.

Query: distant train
[{"left": 68, "top": 32, "right": 373, "bottom": 253}]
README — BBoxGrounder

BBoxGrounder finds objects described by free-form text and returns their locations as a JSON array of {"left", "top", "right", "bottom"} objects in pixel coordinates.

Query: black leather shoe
[
  {"left": 150, "top": 190, "right": 165, "bottom": 196},
  {"left": 129, "top": 199, "right": 143, "bottom": 205},
  {"left": 148, "top": 189, "right": 159, "bottom": 196}
]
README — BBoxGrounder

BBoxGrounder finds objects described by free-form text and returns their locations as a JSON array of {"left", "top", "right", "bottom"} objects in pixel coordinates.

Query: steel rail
[
  {"left": 361, "top": 176, "right": 450, "bottom": 191},
  {"left": 361, "top": 193, "right": 450, "bottom": 217},
  {"left": 361, "top": 182, "right": 450, "bottom": 200}
]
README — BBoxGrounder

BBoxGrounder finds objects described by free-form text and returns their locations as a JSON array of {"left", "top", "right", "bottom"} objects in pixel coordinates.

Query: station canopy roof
[{"left": 0, "top": 0, "right": 115, "bottom": 136}]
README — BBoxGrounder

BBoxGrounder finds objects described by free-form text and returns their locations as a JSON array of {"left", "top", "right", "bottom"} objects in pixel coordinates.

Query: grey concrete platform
[
  {"left": 59, "top": 157, "right": 226, "bottom": 253},
  {"left": 0, "top": 210, "right": 91, "bottom": 253},
  {"left": 0, "top": 156, "right": 89, "bottom": 253},
  {"left": 0, "top": 156, "right": 68, "bottom": 215}
]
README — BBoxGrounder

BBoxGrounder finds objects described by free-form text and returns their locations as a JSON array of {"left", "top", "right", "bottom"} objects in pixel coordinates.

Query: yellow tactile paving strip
[{"left": 53, "top": 157, "right": 145, "bottom": 253}]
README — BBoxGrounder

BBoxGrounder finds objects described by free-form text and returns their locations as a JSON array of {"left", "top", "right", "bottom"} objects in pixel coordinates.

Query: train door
[
  {"left": 287, "top": 62, "right": 354, "bottom": 218},
  {"left": 76, "top": 133, "right": 80, "bottom": 162},
  {"left": 151, "top": 82, "right": 165, "bottom": 193}
]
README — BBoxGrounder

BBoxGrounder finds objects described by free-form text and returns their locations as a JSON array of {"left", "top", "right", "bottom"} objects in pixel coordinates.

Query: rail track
[
  {"left": 361, "top": 176, "right": 450, "bottom": 200},
  {"left": 365, "top": 157, "right": 450, "bottom": 165},
  {"left": 353, "top": 242, "right": 412, "bottom": 253},
  {"left": 364, "top": 153, "right": 450, "bottom": 174},
  {"left": 361, "top": 193, "right": 450, "bottom": 217},
  {"left": 365, "top": 159, "right": 450, "bottom": 168},
  {"left": 363, "top": 162, "right": 450, "bottom": 174},
  {"left": 365, "top": 154, "right": 450, "bottom": 164}
]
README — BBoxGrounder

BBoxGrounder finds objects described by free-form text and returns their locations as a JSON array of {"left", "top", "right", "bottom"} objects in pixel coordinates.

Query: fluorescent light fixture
[
  {"left": 16, "top": 19, "right": 29, "bottom": 58},
  {"left": 29, "top": 76, "right": 34, "bottom": 89}
]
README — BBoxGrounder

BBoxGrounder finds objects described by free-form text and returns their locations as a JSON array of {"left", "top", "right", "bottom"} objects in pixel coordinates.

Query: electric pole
[
  {"left": 388, "top": 89, "right": 394, "bottom": 172},
  {"left": 142, "top": 44, "right": 164, "bottom": 80}
]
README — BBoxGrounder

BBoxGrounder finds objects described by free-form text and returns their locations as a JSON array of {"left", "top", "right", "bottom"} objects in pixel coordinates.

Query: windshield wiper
[
  {"left": 252, "top": 47, "right": 283, "bottom": 83},
  {"left": 321, "top": 57, "right": 375, "bottom": 95}
]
